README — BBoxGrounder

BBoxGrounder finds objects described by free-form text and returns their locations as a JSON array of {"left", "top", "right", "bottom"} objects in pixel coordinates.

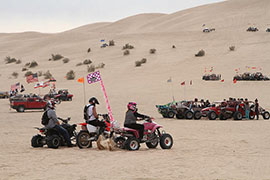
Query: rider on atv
[
  {"left": 85, "top": 97, "right": 106, "bottom": 133},
  {"left": 124, "top": 102, "right": 150, "bottom": 142},
  {"left": 45, "top": 101, "right": 73, "bottom": 147}
]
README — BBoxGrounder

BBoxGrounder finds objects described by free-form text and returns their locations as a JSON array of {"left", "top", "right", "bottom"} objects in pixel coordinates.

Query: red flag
[
  {"left": 181, "top": 81, "right": 185, "bottom": 85},
  {"left": 221, "top": 79, "right": 224, "bottom": 82},
  {"left": 11, "top": 82, "right": 20, "bottom": 91},
  {"left": 233, "top": 79, "right": 237, "bottom": 84},
  {"left": 190, "top": 80, "right": 192, "bottom": 85},
  {"left": 252, "top": 67, "right": 256, "bottom": 69}
]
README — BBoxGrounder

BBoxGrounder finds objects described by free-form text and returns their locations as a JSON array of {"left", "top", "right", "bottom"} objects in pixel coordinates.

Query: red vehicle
[
  {"left": 201, "top": 101, "right": 254, "bottom": 120},
  {"left": 10, "top": 97, "right": 47, "bottom": 112}
]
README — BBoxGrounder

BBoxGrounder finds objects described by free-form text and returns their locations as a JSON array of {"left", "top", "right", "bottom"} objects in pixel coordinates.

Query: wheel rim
[
  {"left": 195, "top": 113, "right": 200, "bottom": 119},
  {"left": 130, "top": 140, "right": 138, "bottom": 150},
  {"left": 168, "top": 112, "right": 174, "bottom": 118},
  {"left": 265, "top": 113, "right": 269, "bottom": 119},
  {"left": 211, "top": 113, "right": 216, "bottom": 119},
  {"left": 164, "top": 137, "right": 172, "bottom": 147},
  {"left": 187, "top": 112, "right": 192, "bottom": 119},
  {"left": 237, "top": 114, "right": 242, "bottom": 119},
  {"left": 53, "top": 138, "right": 60, "bottom": 146},
  {"left": 79, "top": 133, "right": 91, "bottom": 147}
]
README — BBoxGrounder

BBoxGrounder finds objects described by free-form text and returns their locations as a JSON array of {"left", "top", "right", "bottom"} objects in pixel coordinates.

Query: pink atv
[{"left": 113, "top": 117, "right": 173, "bottom": 151}]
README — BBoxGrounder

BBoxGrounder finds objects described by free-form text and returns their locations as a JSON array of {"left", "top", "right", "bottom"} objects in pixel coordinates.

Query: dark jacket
[{"left": 124, "top": 110, "right": 148, "bottom": 125}]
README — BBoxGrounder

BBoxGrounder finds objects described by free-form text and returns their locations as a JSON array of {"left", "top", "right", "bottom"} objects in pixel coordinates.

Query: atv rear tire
[
  {"left": 31, "top": 135, "right": 44, "bottom": 148},
  {"left": 185, "top": 110, "right": 193, "bottom": 119},
  {"left": 263, "top": 111, "right": 270, "bottom": 120},
  {"left": 167, "top": 111, "right": 175, "bottom": 118},
  {"left": 125, "top": 137, "right": 140, "bottom": 151},
  {"left": 193, "top": 111, "right": 202, "bottom": 120},
  {"left": 76, "top": 130, "right": 92, "bottom": 149},
  {"left": 160, "top": 134, "right": 173, "bottom": 149},
  {"left": 234, "top": 111, "right": 243, "bottom": 120},
  {"left": 47, "top": 135, "right": 61, "bottom": 149},
  {"left": 208, "top": 111, "right": 217, "bottom": 120}
]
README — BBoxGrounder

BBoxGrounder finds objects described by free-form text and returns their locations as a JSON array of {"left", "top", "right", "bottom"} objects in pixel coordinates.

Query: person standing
[
  {"left": 244, "top": 98, "right": 250, "bottom": 120},
  {"left": 255, "top": 99, "right": 259, "bottom": 120}
]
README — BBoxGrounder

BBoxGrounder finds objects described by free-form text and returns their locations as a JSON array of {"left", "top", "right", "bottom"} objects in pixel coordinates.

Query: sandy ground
[{"left": 1, "top": 0, "right": 270, "bottom": 179}]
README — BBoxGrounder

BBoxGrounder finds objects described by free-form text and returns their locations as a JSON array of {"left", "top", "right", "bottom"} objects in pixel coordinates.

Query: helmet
[
  {"left": 89, "top": 97, "right": 99, "bottom": 105},
  {"left": 47, "top": 101, "right": 55, "bottom": 109},
  {"left": 127, "top": 102, "right": 137, "bottom": 111}
]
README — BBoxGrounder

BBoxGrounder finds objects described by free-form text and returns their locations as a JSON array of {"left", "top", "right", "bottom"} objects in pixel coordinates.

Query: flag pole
[
  {"left": 184, "top": 84, "right": 186, "bottom": 100},
  {"left": 170, "top": 77, "right": 175, "bottom": 102},
  {"left": 83, "top": 77, "right": 86, "bottom": 105}
]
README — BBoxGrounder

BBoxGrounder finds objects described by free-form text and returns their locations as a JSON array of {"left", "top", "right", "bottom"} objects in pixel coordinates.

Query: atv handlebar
[{"left": 58, "top": 117, "right": 71, "bottom": 123}]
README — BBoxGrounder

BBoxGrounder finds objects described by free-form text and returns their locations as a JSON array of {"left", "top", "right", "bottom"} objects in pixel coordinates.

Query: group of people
[
  {"left": 43, "top": 97, "right": 149, "bottom": 147},
  {"left": 220, "top": 98, "right": 260, "bottom": 120}
]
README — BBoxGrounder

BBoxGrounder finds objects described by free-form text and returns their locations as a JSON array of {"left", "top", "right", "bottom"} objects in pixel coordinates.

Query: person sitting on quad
[
  {"left": 85, "top": 97, "right": 106, "bottom": 132},
  {"left": 124, "top": 102, "right": 149, "bottom": 142},
  {"left": 45, "top": 101, "right": 73, "bottom": 147}
]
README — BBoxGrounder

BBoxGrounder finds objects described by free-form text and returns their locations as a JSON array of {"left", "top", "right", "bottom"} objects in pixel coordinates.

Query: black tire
[
  {"left": 208, "top": 111, "right": 217, "bottom": 120},
  {"left": 162, "top": 115, "right": 168, "bottom": 118},
  {"left": 68, "top": 97, "right": 72, "bottom": 101},
  {"left": 47, "top": 135, "right": 61, "bottom": 149},
  {"left": 76, "top": 130, "right": 92, "bottom": 149},
  {"left": 185, "top": 110, "right": 193, "bottom": 119},
  {"left": 249, "top": 112, "right": 255, "bottom": 120},
  {"left": 219, "top": 113, "right": 227, "bottom": 120},
  {"left": 125, "top": 137, "right": 140, "bottom": 151},
  {"left": 233, "top": 111, "right": 243, "bottom": 120},
  {"left": 31, "top": 135, "right": 44, "bottom": 148},
  {"left": 17, "top": 106, "right": 25, "bottom": 112},
  {"left": 193, "top": 111, "right": 202, "bottom": 120},
  {"left": 146, "top": 137, "right": 159, "bottom": 149},
  {"left": 160, "top": 134, "right": 173, "bottom": 149},
  {"left": 176, "top": 113, "right": 184, "bottom": 119},
  {"left": 167, "top": 111, "right": 175, "bottom": 118},
  {"left": 263, "top": 111, "right": 270, "bottom": 120},
  {"left": 114, "top": 137, "right": 126, "bottom": 149}
]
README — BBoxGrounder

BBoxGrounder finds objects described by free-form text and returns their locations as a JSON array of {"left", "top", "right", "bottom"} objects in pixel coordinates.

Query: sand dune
[{"left": 1, "top": 0, "right": 270, "bottom": 179}]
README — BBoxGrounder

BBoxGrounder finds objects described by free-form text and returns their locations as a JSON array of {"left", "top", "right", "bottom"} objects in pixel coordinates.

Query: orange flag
[
  {"left": 77, "top": 77, "right": 84, "bottom": 83},
  {"left": 233, "top": 79, "right": 237, "bottom": 84}
]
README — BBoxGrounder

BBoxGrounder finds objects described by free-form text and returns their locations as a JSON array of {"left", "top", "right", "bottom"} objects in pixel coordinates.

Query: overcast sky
[{"left": 0, "top": 0, "right": 225, "bottom": 33}]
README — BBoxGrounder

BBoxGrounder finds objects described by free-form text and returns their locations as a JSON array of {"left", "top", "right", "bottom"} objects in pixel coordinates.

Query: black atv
[{"left": 31, "top": 117, "right": 77, "bottom": 149}]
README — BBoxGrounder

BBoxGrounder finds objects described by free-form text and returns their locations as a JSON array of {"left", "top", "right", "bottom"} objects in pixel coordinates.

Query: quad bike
[
  {"left": 113, "top": 117, "right": 173, "bottom": 151},
  {"left": 31, "top": 117, "right": 77, "bottom": 149},
  {"left": 76, "top": 114, "right": 111, "bottom": 149}
]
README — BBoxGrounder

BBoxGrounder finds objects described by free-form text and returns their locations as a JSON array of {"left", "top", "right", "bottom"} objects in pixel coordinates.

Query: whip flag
[
  {"left": 87, "top": 71, "right": 101, "bottom": 84},
  {"left": 87, "top": 71, "right": 114, "bottom": 122}
]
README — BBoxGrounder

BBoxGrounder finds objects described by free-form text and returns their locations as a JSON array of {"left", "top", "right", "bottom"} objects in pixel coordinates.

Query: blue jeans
[
  {"left": 245, "top": 110, "right": 250, "bottom": 119},
  {"left": 55, "top": 125, "right": 72, "bottom": 146}
]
